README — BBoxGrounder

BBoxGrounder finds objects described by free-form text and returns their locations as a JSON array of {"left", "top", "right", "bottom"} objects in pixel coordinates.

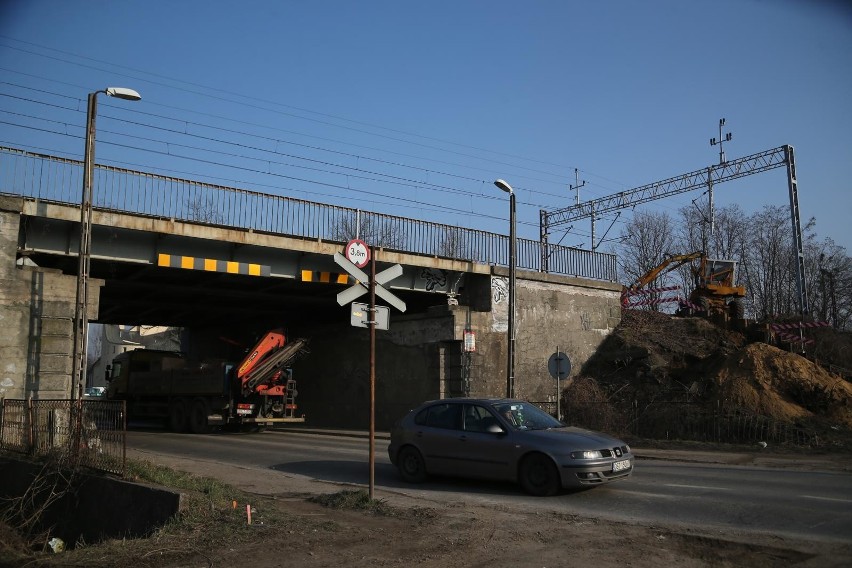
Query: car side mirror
[{"left": 486, "top": 424, "right": 506, "bottom": 434}]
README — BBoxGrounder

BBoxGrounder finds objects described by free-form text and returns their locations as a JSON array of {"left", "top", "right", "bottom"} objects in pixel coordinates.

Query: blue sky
[{"left": 1, "top": 0, "right": 850, "bottom": 253}]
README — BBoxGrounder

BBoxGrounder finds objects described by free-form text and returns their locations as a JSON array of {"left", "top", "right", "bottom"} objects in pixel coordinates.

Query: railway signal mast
[{"left": 706, "top": 118, "right": 734, "bottom": 251}]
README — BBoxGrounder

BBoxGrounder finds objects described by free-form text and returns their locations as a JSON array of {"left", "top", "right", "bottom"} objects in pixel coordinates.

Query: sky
[{"left": 1, "top": 0, "right": 850, "bottom": 255}]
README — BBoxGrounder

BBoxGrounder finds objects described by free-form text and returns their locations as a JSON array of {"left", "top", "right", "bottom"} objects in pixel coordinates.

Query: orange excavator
[{"left": 623, "top": 252, "right": 746, "bottom": 319}]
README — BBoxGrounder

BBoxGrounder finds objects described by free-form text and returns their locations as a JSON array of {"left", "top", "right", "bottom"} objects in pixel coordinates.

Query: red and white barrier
[
  {"left": 775, "top": 330, "right": 815, "bottom": 345},
  {"left": 678, "top": 299, "right": 703, "bottom": 312},
  {"left": 770, "top": 321, "right": 830, "bottom": 331},
  {"left": 626, "top": 296, "right": 681, "bottom": 308},
  {"left": 623, "top": 285, "right": 681, "bottom": 297}
]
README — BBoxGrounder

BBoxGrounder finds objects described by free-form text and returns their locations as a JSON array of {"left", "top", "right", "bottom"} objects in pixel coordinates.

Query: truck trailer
[{"left": 105, "top": 329, "right": 308, "bottom": 433}]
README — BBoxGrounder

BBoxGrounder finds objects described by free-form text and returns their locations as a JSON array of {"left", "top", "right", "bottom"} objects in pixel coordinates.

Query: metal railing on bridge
[{"left": 0, "top": 146, "right": 617, "bottom": 281}]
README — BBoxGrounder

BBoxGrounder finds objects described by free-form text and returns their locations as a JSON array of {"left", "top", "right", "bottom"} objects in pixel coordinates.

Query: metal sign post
[
  {"left": 369, "top": 248, "right": 376, "bottom": 500},
  {"left": 333, "top": 247, "right": 406, "bottom": 500},
  {"left": 548, "top": 348, "right": 571, "bottom": 421}
]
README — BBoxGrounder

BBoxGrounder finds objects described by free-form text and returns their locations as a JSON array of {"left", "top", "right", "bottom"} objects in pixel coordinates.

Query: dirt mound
[
  {"left": 711, "top": 343, "right": 852, "bottom": 427},
  {"left": 577, "top": 310, "right": 852, "bottom": 442},
  {"left": 582, "top": 310, "right": 745, "bottom": 390}
]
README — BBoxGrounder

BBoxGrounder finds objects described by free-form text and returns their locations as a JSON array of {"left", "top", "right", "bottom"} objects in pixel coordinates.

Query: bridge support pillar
[{"left": 0, "top": 197, "right": 103, "bottom": 400}]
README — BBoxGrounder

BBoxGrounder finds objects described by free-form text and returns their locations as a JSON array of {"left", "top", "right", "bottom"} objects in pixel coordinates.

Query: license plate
[
  {"left": 612, "top": 459, "right": 631, "bottom": 472},
  {"left": 237, "top": 409, "right": 252, "bottom": 416}
]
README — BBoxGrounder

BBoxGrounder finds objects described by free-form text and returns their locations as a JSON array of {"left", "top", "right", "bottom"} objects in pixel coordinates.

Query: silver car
[{"left": 388, "top": 398, "right": 633, "bottom": 496}]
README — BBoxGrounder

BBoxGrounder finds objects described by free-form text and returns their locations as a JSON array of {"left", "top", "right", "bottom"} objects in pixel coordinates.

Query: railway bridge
[{"left": 0, "top": 147, "right": 621, "bottom": 428}]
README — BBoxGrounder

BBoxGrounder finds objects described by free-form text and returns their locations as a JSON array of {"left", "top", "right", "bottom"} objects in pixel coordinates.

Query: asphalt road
[{"left": 126, "top": 426, "right": 852, "bottom": 544}]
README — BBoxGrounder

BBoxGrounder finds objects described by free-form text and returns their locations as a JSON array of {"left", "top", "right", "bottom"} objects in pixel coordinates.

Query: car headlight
[{"left": 571, "top": 450, "right": 603, "bottom": 460}]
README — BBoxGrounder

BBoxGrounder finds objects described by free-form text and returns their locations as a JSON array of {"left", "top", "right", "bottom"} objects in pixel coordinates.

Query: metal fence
[
  {"left": 559, "top": 400, "right": 822, "bottom": 447},
  {"left": 0, "top": 399, "right": 127, "bottom": 476},
  {"left": 0, "top": 146, "right": 617, "bottom": 281}
]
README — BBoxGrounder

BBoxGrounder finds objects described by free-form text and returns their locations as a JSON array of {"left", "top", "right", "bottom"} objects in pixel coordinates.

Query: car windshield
[{"left": 493, "top": 402, "right": 562, "bottom": 430}]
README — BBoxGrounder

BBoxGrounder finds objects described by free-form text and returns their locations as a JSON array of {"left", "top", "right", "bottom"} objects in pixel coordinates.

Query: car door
[
  {"left": 446, "top": 404, "right": 514, "bottom": 482},
  {"left": 414, "top": 403, "right": 464, "bottom": 477}
]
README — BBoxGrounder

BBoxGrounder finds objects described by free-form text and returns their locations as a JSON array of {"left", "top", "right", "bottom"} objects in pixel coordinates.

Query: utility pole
[
  {"left": 570, "top": 168, "right": 585, "bottom": 206},
  {"left": 569, "top": 168, "right": 593, "bottom": 251},
  {"left": 708, "top": 118, "right": 733, "bottom": 252}
]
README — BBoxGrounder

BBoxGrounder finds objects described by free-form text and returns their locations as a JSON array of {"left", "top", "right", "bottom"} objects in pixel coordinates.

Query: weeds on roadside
[
  {"left": 309, "top": 489, "right": 395, "bottom": 515},
  {"left": 310, "top": 489, "right": 437, "bottom": 522}
]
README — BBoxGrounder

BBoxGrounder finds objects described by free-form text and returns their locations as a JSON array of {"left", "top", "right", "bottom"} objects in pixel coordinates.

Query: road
[{"left": 126, "top": 426, "right": 852, "bottom": 544}]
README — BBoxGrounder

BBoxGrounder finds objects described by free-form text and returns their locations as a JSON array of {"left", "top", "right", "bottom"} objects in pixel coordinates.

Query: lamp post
[
  {"left": 72, "top": 87, "right": 141, "bottom": 399},
  {"left": 494, "top": 179, "right": 516, "bottom": 399}
]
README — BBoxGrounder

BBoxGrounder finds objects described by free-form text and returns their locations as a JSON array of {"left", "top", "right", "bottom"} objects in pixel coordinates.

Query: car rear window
[{"left": 419, "top": 403, "right": 462, "bottom": 430}]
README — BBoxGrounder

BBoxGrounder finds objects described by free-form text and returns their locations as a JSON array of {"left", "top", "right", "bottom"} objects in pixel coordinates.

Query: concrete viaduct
[{"left": 0, "top": 147, "right": 622, "bottom": 429}]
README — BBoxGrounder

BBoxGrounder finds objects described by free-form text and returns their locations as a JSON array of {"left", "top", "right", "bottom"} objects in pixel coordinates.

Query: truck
[{"left": 104, "top": 329, "right": 309, "bottom": 433}]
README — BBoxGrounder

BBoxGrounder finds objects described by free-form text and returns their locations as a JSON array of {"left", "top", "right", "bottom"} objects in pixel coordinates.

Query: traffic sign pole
[
  {"left": 557, "top": 346, "right": 561, "bottom": 422},
  {"left": 369, "top": 246, "right": 376, "bottom": 500},
  {"left": 333, "top": 245, "right": 406, "bottom": 501}
]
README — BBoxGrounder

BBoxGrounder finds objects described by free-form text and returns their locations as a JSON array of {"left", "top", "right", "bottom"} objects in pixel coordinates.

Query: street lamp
[
  {"left": 494, "top": 179, "right": 516, "bottom": 399},
  {"left": 73, "top": 87, "right": 141, "bottom": 399}
]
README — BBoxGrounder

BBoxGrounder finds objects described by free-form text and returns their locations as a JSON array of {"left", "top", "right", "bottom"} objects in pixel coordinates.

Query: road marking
[
  {"left": 603, "top": 489, "right": 678, "bottom": 499},
  {"left": 664, "top": 484, "right": 731, "bottom": 491},
  {"left": 800, "top": 495, "right": 852, "bottom": 504}
]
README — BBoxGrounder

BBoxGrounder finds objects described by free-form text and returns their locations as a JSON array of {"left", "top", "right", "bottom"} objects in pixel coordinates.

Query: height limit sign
[{"left": 345, "top": 239, "right": 370, "bottom": 268}]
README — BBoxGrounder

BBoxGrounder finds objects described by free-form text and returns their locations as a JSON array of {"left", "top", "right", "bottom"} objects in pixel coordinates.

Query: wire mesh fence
[{"left": 0, "top": 399, "right": 127, "bottom": 476}]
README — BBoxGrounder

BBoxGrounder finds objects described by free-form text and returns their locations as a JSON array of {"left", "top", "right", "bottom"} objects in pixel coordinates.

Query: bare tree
[
  {"left": 618, "top": 210, "right": 677, "bottom": 311},
  {"left": 740, "top": 205, "right": 790, "bottom": 320},
  {"left": 810, "top": 238, "right": 851, "bottom": 329},
  {"left": 710, "top": 204, "right": 749, "bottom": 261},
  {"left": 186, "top": 196, "right": 225, "bottom": 224},
  {"left": 331, "top": 211, "right": 405, "bottom": 249},
  {"left": 439, "top": 227, "right": 475, "bottom": 260}
]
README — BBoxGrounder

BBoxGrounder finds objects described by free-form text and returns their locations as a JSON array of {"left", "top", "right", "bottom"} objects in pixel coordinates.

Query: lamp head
[
  {"left": 494, "top": 179, "right": 513, "bottom": 194},
  {"left": 105, "top": 87, "right": 142, "bottom": 101}
]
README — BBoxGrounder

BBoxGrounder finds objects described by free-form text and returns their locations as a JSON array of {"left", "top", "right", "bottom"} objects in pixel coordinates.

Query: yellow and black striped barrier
[
  {"left": 300, "top": 270, "right": 353, "bottom": 285},
  {"left": 157, "top": 253, "right": 270, "bottom": 277}
]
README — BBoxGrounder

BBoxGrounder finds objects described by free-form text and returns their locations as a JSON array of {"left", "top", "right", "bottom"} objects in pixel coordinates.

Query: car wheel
[
  {"left": 188, "top": 398, "right": 211, "bottom": 434},
  {"left": 397, "top": 446, "right": 427, "bottom": 483},
  {"left": 519, "top": 453, "right": 560, "bottom": 496},
  {"left": 168, "top": 398, "right": 188, "bottom": 432}
]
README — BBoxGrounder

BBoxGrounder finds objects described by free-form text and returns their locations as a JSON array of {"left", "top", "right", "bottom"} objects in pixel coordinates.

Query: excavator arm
[{"left": 626, "top": 251, "right": 704, "bottom": 293}]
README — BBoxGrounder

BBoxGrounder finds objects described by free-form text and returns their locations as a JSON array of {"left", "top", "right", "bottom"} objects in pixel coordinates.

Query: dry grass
[{"left": 0, "top": 458, "right": 315, "bottom": 568}]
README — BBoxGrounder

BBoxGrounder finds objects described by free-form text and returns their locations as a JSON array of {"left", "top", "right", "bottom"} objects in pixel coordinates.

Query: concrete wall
[
  {"left": 294, "top": 268, "right": 622, "bottom": 430},
  {"left": 0, "top": 456, "right": 182, "bottom": 545},
  {"left": 0, "top": 197, "right": 101, "bottom": 400},
  {"left": 462, "top": 268, "right": 622, "bottom": 406},
  {"left": 295, "top": 307, "right": 457, "bottom": 429}
]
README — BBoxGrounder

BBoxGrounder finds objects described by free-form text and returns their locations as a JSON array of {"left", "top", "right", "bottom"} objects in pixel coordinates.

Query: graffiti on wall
[
  {"left": 491, "top": 276, "right": 509, "bottom": 332},
  {"left": 492, "top": 277, "right": 508, "bottom": 304},
  {"left": 420, "top": 268, "right": 447, "bottom": 292},
  {"left": 580, "top": 311, "right": 592, "bottom": 331}
]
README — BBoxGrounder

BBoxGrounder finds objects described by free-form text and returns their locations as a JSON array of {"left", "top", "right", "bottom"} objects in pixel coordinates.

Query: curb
[{"left": 271, "top": 427, "right": 850, "bottom": 471}]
